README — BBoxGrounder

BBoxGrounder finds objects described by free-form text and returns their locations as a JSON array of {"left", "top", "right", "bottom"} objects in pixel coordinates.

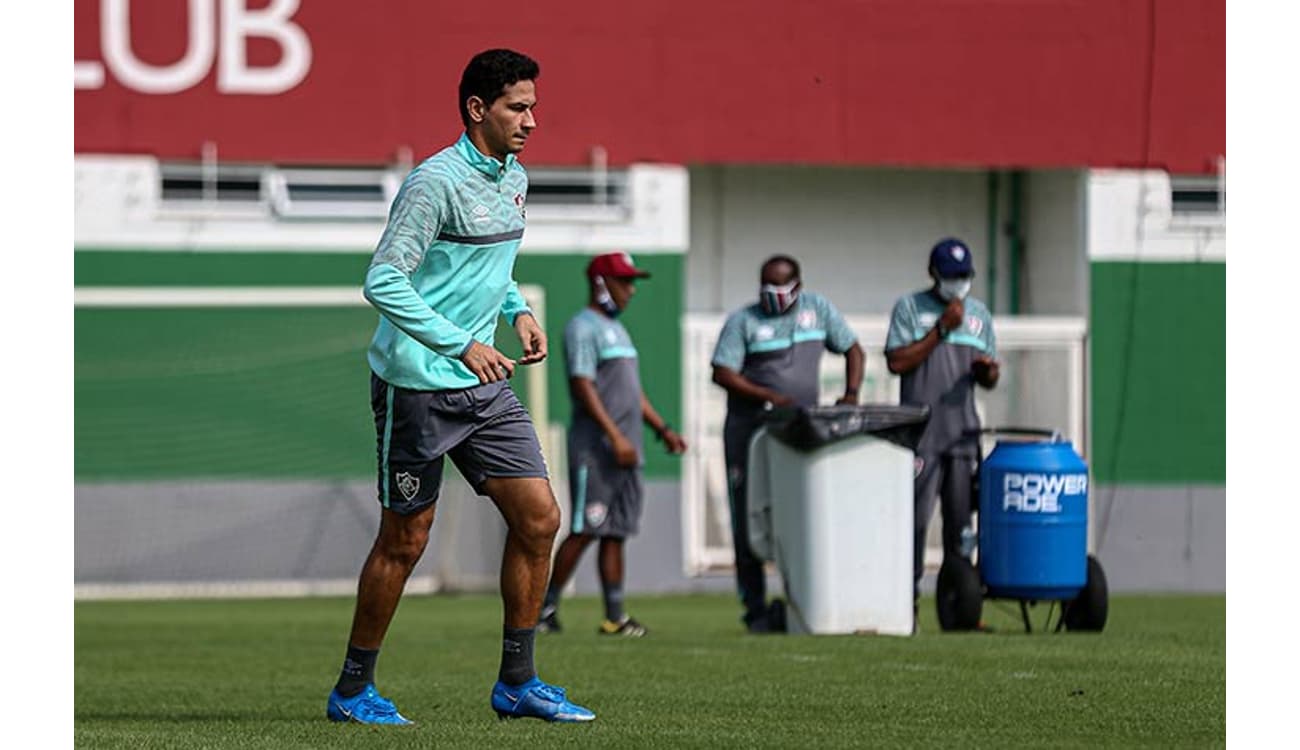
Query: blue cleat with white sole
[
  {"left": 491, "top": 677, "right": 595, "bottom": 722},
  {"left": 326, "top": 684, "right": 414, "bottom": 725}
]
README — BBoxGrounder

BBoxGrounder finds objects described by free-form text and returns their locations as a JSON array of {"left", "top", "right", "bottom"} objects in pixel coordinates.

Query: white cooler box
[{"left": 748, "top": 427, "right": 915, "bottom": 636}]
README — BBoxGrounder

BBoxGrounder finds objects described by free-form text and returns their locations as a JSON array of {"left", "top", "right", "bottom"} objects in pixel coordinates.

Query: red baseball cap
[{"left": 587, "top": 251, "right": 651, "bottom": 279}]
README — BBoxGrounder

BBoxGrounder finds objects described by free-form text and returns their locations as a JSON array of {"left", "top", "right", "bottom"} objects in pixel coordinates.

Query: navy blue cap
[{"left": 929, "top": 238, "right": 974, "bottom": 278}]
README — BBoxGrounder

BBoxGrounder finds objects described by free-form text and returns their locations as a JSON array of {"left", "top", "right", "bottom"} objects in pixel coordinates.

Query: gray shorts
[
  {"left": 567, "top": 453, "right": 644, "bottom": 538},
  {"left": 371, "top": 373, "right": 549, "bottom": 515}
]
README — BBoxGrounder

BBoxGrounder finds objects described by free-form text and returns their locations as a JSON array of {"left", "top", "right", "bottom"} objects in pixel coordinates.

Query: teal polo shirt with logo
[
  {"left": 364, "top": 133, "right": 533, "bottom": 391},
  {"left": 711, "top": 291, "right": 858, "bottom": 423},
  {"left": 885, "top": 289, "right": 997, "bottom": 456},
  {"left": 565, "top": 307, "right": 645, "bottom": 463}
]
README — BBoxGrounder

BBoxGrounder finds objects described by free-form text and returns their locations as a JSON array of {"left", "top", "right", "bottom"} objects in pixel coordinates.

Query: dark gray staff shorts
[
  {"left": 371, "top": 372, "right": 549, "bottom": 515},
  {"left": 567, "top": 453, "right": 645, "bottom": 538}
]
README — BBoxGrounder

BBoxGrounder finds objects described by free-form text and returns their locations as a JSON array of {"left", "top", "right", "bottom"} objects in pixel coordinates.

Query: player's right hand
[
  {"left": 461, "top": 340, "right": 516, "bottom": 384},
  {"left": 611, "top": 434, "right": 640, "bottom": 468},
  {"left": 940, "top": 298, "right": 965, "bottom": 331},
  {"left": 768, "top": 393, "right": 795, "bottom": 408}
]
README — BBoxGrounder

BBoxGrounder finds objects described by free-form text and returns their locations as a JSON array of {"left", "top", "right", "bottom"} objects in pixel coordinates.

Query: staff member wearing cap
[
  {"left": 885, "top": 237, "right": 1000, "bottom": 627},
  {"left": 538, "top": 252, "right": 688, "bottom": 637},
  {"left": 711, "top": 255, "right": 864, "bottom": 633}
]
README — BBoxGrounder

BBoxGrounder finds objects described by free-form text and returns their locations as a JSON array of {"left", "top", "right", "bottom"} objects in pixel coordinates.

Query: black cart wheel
[
  {"left": 936, "top": 556, "right": 983, "bottom": 631},
  {"left": 1062, "top": 555, "right": 1109, "bottom": 632}
]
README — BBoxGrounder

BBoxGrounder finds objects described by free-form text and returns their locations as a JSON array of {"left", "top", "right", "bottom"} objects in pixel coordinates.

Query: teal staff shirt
[
  {"left": 885, "top": 289, "right": 997, "bottom": 456},
  {"left": 364, "top": 133, "right": 532, "bottom": 391},
  {"left": 565, "top": 307, "right": 645, "bottom": 462},
  {"left": 711, "top": 291, "right": 858, "bottom": 422}
]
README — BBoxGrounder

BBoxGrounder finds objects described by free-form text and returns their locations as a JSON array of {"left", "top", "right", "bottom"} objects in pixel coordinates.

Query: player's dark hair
[
  {"left": 459, "top": 49, "right": 540, "bottom": 127},
  {"left": 761, "top": 254, "right": 801, "bottom": 282}
]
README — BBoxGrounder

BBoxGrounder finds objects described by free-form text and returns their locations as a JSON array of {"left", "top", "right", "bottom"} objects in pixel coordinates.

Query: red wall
[{"left": 74, "top": 0, "right": 1224, "bottom": 172}]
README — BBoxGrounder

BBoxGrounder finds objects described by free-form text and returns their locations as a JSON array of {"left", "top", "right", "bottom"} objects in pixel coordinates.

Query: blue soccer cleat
[
  {"left": 491, "top": 677, "right": 596, "bottom": 722},
  {"left": 326, "top": 683, "right": 414, "bottom": 725}
]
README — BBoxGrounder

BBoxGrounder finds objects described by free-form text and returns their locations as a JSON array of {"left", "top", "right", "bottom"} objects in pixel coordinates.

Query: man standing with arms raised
[{"left": 325, "top": 49, "right": 594, "bottom": 725}]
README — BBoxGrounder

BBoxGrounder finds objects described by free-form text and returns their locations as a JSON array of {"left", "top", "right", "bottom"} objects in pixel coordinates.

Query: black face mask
[{"left": 594, "top": 276, "right": 621, "bottom": 317}]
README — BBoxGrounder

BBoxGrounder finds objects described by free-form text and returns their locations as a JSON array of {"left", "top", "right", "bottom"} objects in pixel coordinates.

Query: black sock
[
  {"left": 334, "top": 644, "right": 379, "bottom": 698},
  {"left": 602, "top": 582, "right": 625, "bottom": 623},
  {"left": 498, "top": 627, "right": 537, "bottom": 686}
]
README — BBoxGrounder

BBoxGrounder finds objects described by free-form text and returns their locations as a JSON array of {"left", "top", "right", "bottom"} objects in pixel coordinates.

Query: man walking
[
  {"left": 884, "top": 237, "right": 1000, "bottom": 627},
  {"left": 538, "top": 252, "right": 687, "bottom": 638},
  {"left": 325, "top": 48, "right": 594, "bottom": 725},
  {"left": 710, "top": 255, "right": 864, "bottom": 632}
]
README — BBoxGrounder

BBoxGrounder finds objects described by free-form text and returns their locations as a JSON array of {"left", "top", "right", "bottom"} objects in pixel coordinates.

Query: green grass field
[{"left": 75, "top": 592, "right": 1224, "bottom": 749}]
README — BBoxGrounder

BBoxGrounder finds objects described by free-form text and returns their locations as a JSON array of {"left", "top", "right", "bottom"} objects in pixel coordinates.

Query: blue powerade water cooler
[
  {"left": 934, "top": 428, "right": 1108, "bottom": 633},
  {"left": 980, "top": 434, "right": 1088, "bottom": 600}
]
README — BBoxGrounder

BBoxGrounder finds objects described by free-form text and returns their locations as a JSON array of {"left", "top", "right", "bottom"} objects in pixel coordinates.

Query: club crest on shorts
[
  {"left": 586, "top": 502, "right": 608, "bottom": 528},
  {"left": 914, "top": 456, "right": 925, "bottom": 478},
  {"left": 395, "top": 472, "right": 420, "bottom": 501}
]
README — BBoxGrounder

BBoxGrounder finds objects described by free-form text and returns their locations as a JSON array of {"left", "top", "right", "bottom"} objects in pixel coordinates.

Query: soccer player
[
  {"left": 325, "top": 49, "right": 595, "bottom": 725},
  {"left": 537, "top": 252, "right": 688, "bottom": 638},
  {"left": 884, "top": 238, "right": 1000, "bottom": 628},
  {"left": 710, "top": 255, "right": 864, "bottom": 632}
]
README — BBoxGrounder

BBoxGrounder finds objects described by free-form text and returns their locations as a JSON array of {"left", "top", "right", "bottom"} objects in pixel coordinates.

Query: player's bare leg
[
  {"left": 550, "top": 533, "right": 596, "bottom": 591},
  {"left": 597, "top": 537, "right": 624, "bottom": 585},
  {"left": 597, "top": 537, "right": 646, "bottom": 636},
  {"left": 539, "top": 533, "right": 595, "bottom": 631},
  {"left": 348, "top": 505, "right": 438, "bottom": 648},
  {"left": 486, "top": 476, "right": 562, "bottom": 630}
]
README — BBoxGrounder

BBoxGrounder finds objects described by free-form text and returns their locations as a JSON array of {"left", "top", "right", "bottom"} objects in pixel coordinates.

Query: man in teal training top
[{"left": 325, "top": 48, "right": 595, "bottom": 725}]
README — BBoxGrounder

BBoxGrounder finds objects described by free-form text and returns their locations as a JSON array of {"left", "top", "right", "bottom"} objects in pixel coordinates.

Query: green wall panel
[
  {"left": 76, "top": 250, "right": 371, "bottom": 287},
  {"left": 74, "top": 251, "right": 684, "bottom": 480},
  {"left": 1090, "top": 261, "right": 1225, "bottom": 483},
  {"left": 75, "top": 308, "right": 378, "bottom": 479}
]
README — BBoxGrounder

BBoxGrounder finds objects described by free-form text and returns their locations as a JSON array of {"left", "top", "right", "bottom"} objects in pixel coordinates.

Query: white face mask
[
  {"left": 937, "top": 278, "right": 972, "bottom": 301},
  {"left": 593, "top": 276, "right": 621, "bottom": 317}
]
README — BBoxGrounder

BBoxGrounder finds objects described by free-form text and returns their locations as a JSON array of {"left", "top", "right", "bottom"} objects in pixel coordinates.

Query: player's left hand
[{"left": 515, "top": 313, "right": 547, "bottom": 365}]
